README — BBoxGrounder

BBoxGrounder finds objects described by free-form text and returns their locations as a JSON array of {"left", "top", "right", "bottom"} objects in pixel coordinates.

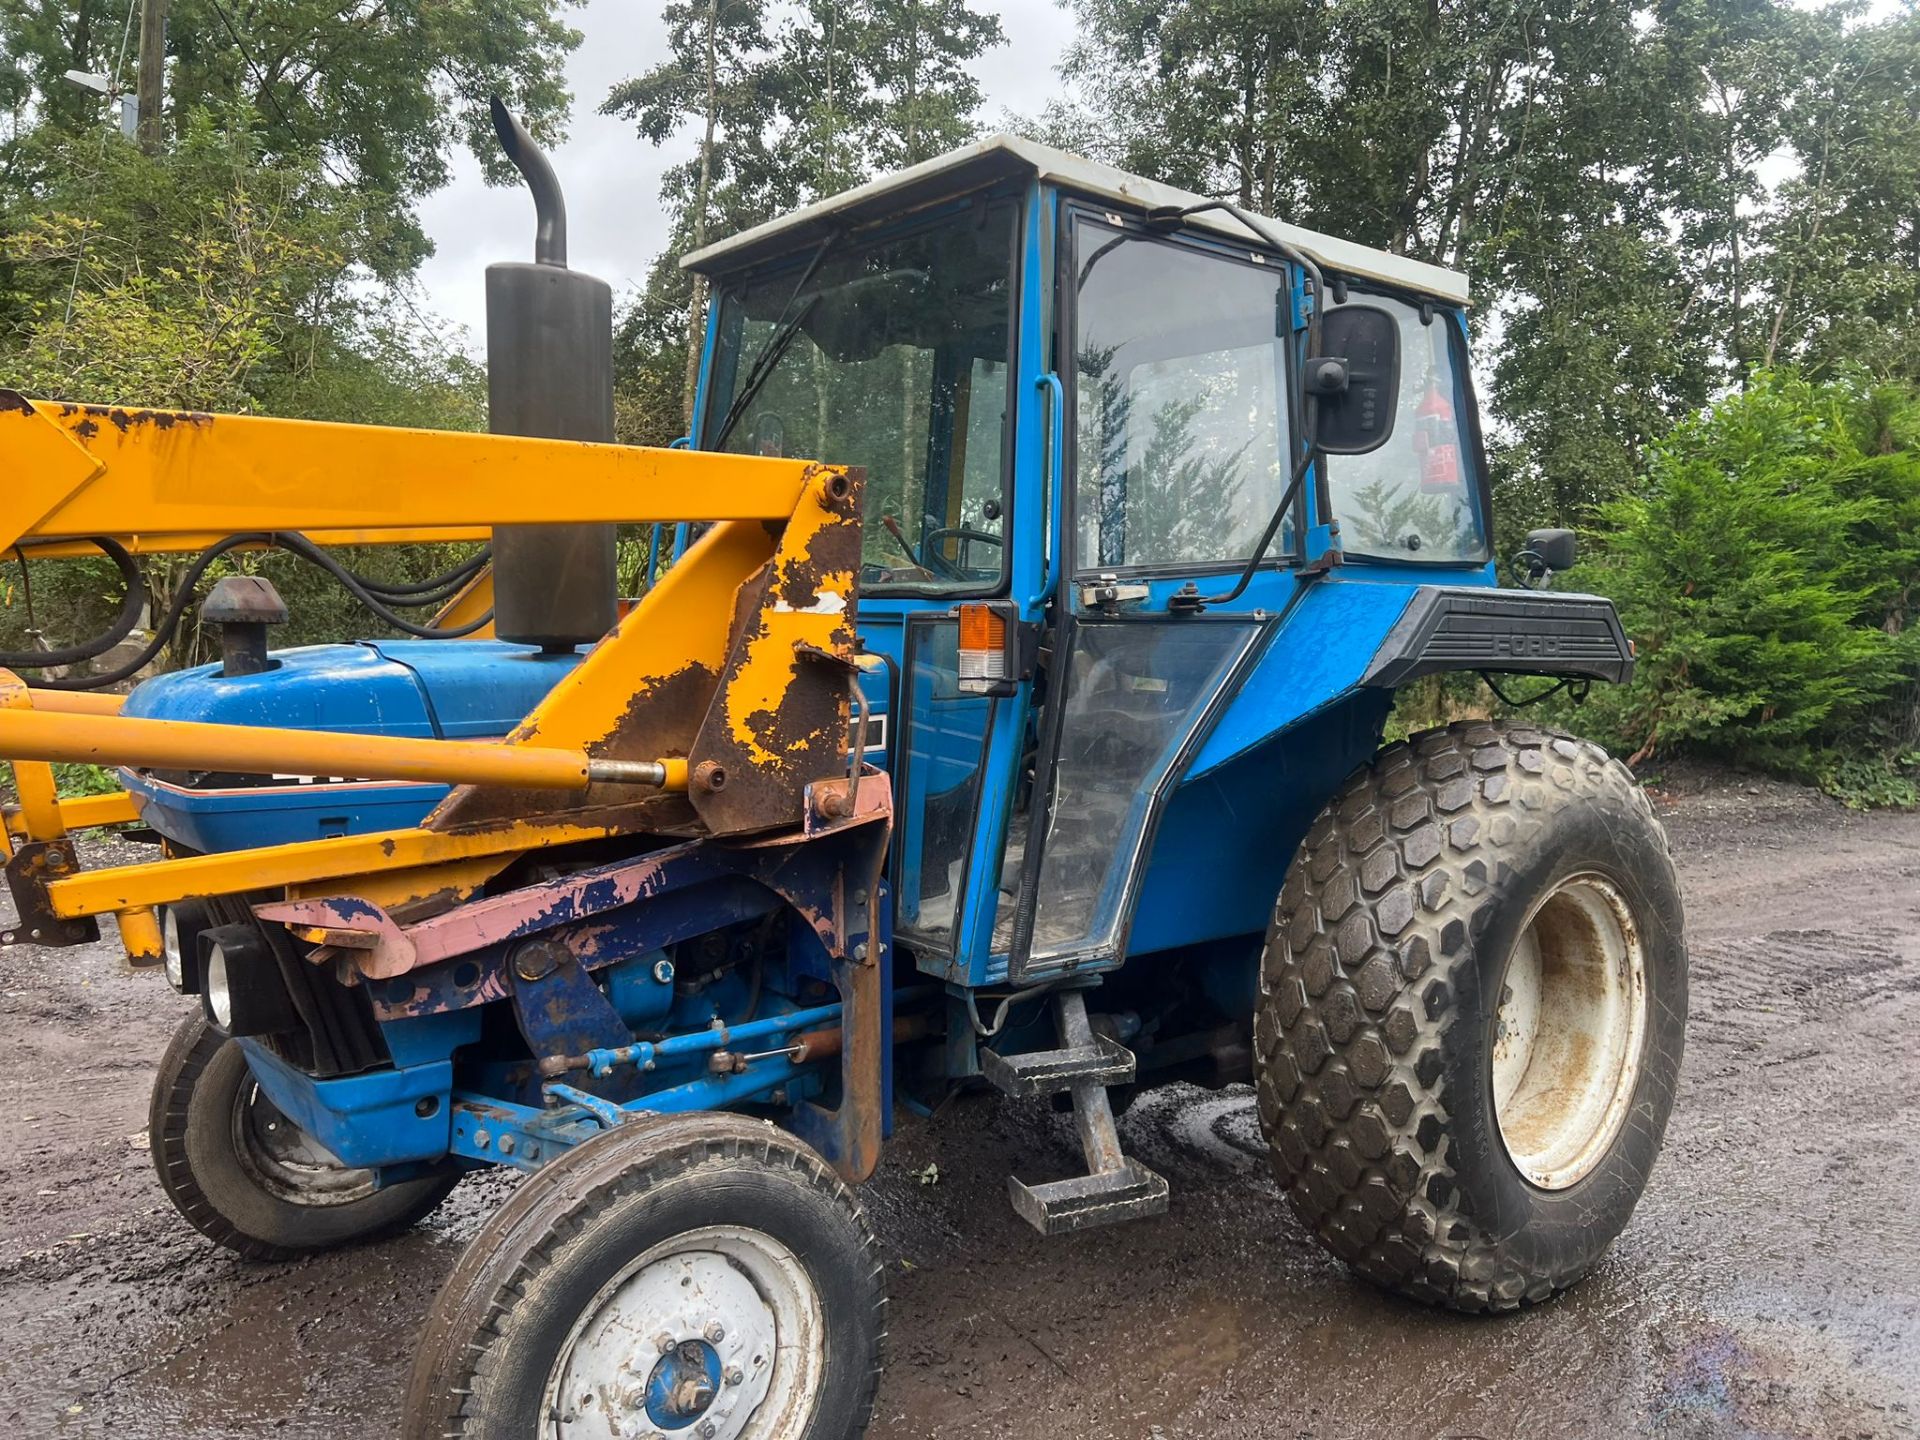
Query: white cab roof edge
[{"left": 680, "top": 133, "right": 1470, "bottom": 306}]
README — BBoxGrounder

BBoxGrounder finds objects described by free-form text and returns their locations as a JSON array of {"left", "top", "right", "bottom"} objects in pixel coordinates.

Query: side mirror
[
  {"left": 1312, "top": 303, "right": 1400, "bottom": 456},
  {"left": 1524, "top": 528, "right": 1578, "bottom": 576}
]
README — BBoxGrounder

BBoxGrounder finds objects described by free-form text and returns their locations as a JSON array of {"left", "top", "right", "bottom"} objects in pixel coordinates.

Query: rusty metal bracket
[
  {"left": 2, "top": 840, "right": 98, "bottom": 948},
  {"left": 686, "top": 467, "right": 865, "bottom": 836},
  {"left": 508, "top": 937, "right": 633, "bottom": 1064}
]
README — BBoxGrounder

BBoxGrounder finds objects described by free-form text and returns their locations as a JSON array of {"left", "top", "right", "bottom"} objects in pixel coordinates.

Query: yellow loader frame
[{"left": 0, "top": 391, "right": 868, "bottom": 964}]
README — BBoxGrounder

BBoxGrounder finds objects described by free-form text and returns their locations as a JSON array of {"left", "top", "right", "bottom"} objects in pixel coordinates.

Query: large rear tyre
[
  {"left": 404, "top": 1112, "right": 885, "bottom": 1440},
  {"left": 149, "top": 1011, "right": 458, "bottom": 1261},
  {"left": 1254, "top": 721, "right": 1687, "bottom": 1313}
]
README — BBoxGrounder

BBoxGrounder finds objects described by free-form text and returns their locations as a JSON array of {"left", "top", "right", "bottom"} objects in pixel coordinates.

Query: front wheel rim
[
  {"left": 231, "top": 1081, "right": 379, "bottom": 1206},
  {"left": 1492, "top": 873, "right": 1649, "bottom": 1191},
  {"left": 543, "top": 1224, "right": 824, "bottom": 1440}
]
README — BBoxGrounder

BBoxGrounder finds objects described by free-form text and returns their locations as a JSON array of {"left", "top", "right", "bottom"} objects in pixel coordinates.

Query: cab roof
[{"left": 680, "top": 133, "right": 1469, "bottom": 306}]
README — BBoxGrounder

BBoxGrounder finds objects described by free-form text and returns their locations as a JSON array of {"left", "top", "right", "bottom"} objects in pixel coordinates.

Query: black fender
[{"left": 1361, "top": 585, "right": 1633, "bottom": 688}]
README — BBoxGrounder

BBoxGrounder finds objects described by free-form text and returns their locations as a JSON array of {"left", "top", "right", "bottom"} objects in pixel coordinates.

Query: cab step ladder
[{"left": 981, "top": 988, "right": 1170, "bottom": 1235}]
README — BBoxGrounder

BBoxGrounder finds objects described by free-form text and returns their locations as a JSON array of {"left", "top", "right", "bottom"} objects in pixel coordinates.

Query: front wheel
[
  {"left": 149, "top": 1011, "right": 458, "bottom": 1261},
  {"left": 1254, "top": 721, "right": 1687, "bottom": 1312},
  {"left": 404, "top": 1112, "right": 884, "bottom": 1440}
]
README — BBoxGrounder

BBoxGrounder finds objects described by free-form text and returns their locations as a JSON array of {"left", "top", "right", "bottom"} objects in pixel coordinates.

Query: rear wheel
[
  {"left": 404, "top": 1112, "right": 884, "bottom": 1440},
  {"left": 149, "top": 1011, "right": 457, "bottom": 1261},
  {"left": 1254, "top": 721, "right": 1687, "bottom": 1312}
]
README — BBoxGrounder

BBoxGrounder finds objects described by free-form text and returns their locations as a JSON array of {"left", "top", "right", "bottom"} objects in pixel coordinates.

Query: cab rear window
[{"left": 1322, "top": 297, "right": 1487, "bottom": 563}]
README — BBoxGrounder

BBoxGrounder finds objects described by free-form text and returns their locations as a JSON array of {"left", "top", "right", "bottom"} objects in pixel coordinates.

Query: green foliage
[
  {"left": 1048, "top": 0, "right": 1920, "bottom": 541},
  {"left": 603, "top": 0, "right": 1004, "bottom": 443},
  {"left": 1819, "top": 754, "right": 1920, "bottom": 811},
  {"left": 1, "top": 0, "right": 582, "bottom": 269},
  {"left": 1552, "top": 373, "right": 1920, "bottom": 780},
  {"left": 52, "top": 762, "right": 119, "bottom": 798},
  {"left": 0, "top": 115, "right": 489, "bottom": 667}
]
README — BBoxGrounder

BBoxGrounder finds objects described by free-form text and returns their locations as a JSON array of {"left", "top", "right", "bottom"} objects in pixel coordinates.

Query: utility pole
[
  {"left": 681, "top": 0, "right": 721, "bottom": 430},
  {"left": 135, "top": 0, "right": 167, "bottom": 153}
]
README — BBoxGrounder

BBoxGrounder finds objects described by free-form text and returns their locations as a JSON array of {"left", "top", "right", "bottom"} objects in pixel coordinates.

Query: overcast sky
[{"left": 412, "top": 1, "right": 1078, "bottom": 345}]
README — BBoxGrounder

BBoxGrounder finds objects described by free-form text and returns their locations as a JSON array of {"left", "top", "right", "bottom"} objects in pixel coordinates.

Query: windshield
[
  {"left": 1072, "top": 220, "right": 1295, "bottom": 572},
  {"left": 702, "top": 201, "right": 1018, "bottom": 589}
]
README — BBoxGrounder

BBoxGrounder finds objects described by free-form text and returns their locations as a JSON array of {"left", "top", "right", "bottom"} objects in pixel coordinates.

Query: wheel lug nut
[
  {"left": 697, "top": 1423, "right": 717, "bottom": 1439},
  {"left": 724, "top": 1366, "right": 743, "bottom": 1386},
  {"left": 655, "top": 1332, "right": 677, "bottom": 1355},
  {"left": 704, "top": 1322, "right": 725, "bottom": 1343}
]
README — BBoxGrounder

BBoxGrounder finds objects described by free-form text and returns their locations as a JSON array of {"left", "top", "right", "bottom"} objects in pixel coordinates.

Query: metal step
[
  {"left": 999, "top": 989, "right": 1168, "bottom": 1236},
  {"left": 980, "top": 1032, "right": 1135, "bottom": 1097},
  {"left": 1009, "top": 1158, "right": 1170, "bottom": 1236}
]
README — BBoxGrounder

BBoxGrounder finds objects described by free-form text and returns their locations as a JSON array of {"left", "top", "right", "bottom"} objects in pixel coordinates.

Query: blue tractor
[{"left": 1, "top": 130, "right": 1686, "bottom": 1439}]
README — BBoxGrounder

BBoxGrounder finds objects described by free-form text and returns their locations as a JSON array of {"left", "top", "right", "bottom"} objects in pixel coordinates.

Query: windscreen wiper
[{"left": 708, "top": 227, "right": 843, "bottom": 452}]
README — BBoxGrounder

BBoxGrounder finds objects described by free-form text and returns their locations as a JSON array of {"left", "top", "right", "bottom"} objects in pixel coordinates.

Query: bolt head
[
  {"left": 652, "top": 958, "right": 675, "bottom": 984},
  {"left": 497, "top": 1133, "right": 516, "bottom": 1155},
  {"left": 724, "top": 1367, "right": 744, "bottom": 1387},
  {"left": 704, "top": 1322, "right": 725, "bottom": 1344},
  {"left": 697, "top": 1423, "right": 717, "bottom": 1439},
  {"left": 656, "top": 1333, "right": 677, "bottom": 1355}
]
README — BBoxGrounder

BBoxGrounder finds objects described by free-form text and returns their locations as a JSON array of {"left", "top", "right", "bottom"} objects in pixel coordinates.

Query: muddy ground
[{"left": 0, "top": 773, "right": 1915, "bottom": 1439}]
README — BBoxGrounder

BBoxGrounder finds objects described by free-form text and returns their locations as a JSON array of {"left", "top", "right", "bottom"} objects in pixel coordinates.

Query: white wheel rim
[
  {"left": 1492, "top": 874, "right": 1648, "bottom": 1191},
  {"left": 542, "top": 1225, "right": 824, "bottom": 1440}
]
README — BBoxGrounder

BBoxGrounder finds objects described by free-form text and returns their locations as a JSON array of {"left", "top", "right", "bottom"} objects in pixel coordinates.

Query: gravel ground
[{"left": 0, "top": 775, "right": 1915, "bottom": 1439}]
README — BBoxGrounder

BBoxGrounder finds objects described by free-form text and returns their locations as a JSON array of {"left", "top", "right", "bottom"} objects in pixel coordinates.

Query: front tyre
[
  {"left": 1254, "top": 722, "right": 1687, "bottom": 1313},
  {"left": 404, "top": 1112, "right": 884, "bottom": 1440},
  {"left": 149, "top": 1011, "right": 457, "bottom": 1261}
]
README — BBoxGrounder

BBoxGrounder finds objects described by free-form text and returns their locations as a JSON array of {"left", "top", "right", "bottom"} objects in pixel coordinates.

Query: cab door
[{"left": 998, "top": 208, "right": 1303, "bottom": 981}]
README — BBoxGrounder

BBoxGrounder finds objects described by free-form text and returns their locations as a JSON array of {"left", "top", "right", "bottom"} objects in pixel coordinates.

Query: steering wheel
[{"left": 919, "top": 525, "right": 1003, "bottom": 581}]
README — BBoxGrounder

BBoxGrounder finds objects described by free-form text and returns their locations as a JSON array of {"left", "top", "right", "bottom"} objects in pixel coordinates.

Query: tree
[
  {"left": 1562, "top": 372, "right": 1919, "bottom": 777},
  {"left": 0, "top": 115, "right": 485, "bottom": 668},
  {"left": 0, "top": 0, "right": 584, "bottom": 273},
  {"left": 1045, "top": 0, "right": 1920, "bottom": 541},
  {"left": 604, "top": 0, "right": 1004, "bottom": 449},
  {"left": 1758, "top": 6, "right": 1920, "bottom": 381}
]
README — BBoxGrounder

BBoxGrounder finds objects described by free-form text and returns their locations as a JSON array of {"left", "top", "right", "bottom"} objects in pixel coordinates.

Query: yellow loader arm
[{"left": 0, "top": 391, "right": 867, "bottom": 962}]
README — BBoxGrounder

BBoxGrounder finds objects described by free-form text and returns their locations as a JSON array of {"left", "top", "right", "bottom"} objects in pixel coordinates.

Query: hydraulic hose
[
  {"left": 0, "top": 537, "right": 146, "bottom": 669},
  {"left": 8, "top": 533, "right": 495, "bottom": 691}
]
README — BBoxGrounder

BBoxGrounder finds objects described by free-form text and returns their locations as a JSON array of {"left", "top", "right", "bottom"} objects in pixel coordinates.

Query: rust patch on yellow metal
[
  {"left": 115, "top": 905, "right": 164, "bottom": 968},
  {"left": 688, "top": 466, "right": 864, "bottom": 835},
  {"left": 286, "top": 853, "right": 508, "bottom": 916}
]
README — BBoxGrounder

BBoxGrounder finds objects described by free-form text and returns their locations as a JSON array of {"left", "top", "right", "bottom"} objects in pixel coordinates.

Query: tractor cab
[{"left": 683, "top": 137, "right": 1508, "bottom": 997}]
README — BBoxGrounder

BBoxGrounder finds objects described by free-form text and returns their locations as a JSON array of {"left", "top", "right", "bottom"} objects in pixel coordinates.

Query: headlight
[
  {"left": 161, "top": 900, "right": 208, "bottom": 995},
  {"left": 162, "top": 908, "right": 187, "bottom": 991},
  {"left": 195, "top": 922, "right": 295, "bottom": 1037},
  {"left": 205, "top": 945, "right": 234, "bottom": 1029}
]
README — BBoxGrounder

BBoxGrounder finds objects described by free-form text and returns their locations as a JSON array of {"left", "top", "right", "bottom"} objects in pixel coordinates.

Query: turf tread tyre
[
  {"left": 1253, "top": 721, "right": 1687, "bottom": 1313},
  {"left": 149, "top": 1011, "right": 457, "bottom": 1261},
  {"left": 404, "top": 1111, "right": 885, "bottom": 1440}
]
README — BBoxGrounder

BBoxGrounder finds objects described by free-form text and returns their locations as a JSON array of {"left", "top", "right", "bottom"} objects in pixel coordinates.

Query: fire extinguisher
[{"left": 1412, "top": 379, "right": 1463, "bottom": 494}]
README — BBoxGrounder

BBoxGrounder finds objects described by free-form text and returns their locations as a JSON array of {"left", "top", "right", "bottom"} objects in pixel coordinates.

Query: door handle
[{"left": 1030, "top": 372, "right": 1064, "bottom": 611}]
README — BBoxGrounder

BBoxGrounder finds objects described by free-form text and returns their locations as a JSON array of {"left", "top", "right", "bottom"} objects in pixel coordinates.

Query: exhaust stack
[{"left": 485, "top": 97, "right": 618, "bottom": 652}]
